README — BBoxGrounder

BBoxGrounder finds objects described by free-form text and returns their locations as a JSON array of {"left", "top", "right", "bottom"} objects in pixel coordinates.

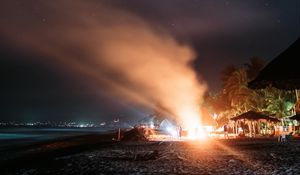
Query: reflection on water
[
  {"left": 0, "top": 133, "right": 40, "bottom": 139},
  {"left": 0, "top": 127, "right": 114, "bottom": 149}
]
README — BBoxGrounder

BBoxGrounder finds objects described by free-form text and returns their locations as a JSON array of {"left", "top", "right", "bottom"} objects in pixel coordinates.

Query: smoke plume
[{"left": 0, "top": 0, "right": 207, "bottom": 127}]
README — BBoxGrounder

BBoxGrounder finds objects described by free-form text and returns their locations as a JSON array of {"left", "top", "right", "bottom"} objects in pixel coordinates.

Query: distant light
[
  {"left": 79, "top": 124, "right": 84, "bottom": 128},
  {"left": 150, "top": 123, "right": 154, "bottom": 129},
  {"left": 238, "top": 127, "right": 243, "bottom": 132},
  {"left": 213, "top": 113, "right": 218, "bottom": 119},
  {"left": 187, "top": 125, "right": 207, "bottom": 140},
  {"left": 204, "top": 126, "right": 214, "bottom": 132},
  {"left": 166, "top": 127, "right": 172, "bottom": 132},
  {"left": 100, "top": 122, "right": 106, "bottom": 126},
  {"left": 166, "top": 127, "right": 177, "bottom": 136}
]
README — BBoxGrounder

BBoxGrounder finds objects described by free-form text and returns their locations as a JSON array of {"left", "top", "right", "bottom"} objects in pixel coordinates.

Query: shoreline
[{"left": 2, "top": 131, "right": 300, "bottom": 174}]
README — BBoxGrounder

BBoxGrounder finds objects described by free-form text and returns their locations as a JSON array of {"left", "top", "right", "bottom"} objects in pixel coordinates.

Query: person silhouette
[
  {"left": 178, "top": 126, "right": 182, "bottom": 139},
  {"left": 224, "top": 124, "right": 228, "bottom": 139}
]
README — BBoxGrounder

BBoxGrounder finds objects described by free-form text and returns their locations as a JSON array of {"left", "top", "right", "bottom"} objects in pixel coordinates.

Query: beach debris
[
  {"left": 121, "top": 127, "right": 148, "bottom": 141},
  {"left": 270, "top": 153, "right": 277, "bottom": 159},
  {"left": 269, "top": 152, "right": 283, "bottom": 160},
  {"left": 176, "top": 155, "right": 188, "bottom": 161},
  {"left": 229, "top": 159, "right": 236, "bottom": 163},
  {"left": 133, "top": 150, "right": 159, "bottom": 161},
  {"left": 106, "top": 149, "right": 160, "bottom": 161}
]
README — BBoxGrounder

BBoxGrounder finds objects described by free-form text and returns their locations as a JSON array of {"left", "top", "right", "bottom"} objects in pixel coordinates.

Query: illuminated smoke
[{"left": 0, "top": 0, "right": 207, "bottom": 127}]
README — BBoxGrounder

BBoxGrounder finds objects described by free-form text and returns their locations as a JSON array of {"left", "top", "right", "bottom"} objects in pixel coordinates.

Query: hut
[{"left": 230, "top": 111, "right": 280, "bottom": 137}]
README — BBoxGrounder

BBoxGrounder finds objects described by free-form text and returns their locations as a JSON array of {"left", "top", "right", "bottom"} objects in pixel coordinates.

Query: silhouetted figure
[
  {"left": 179, "top": 126, "right": 182, "bottom": 139},
  {"left": 224, "top": 124, "right": 229, "bottom": 139}
]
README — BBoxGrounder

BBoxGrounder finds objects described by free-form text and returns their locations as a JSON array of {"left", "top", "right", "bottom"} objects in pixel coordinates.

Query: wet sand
[{"left": 1, "top": 134, "right": 300, "bottom": 175}]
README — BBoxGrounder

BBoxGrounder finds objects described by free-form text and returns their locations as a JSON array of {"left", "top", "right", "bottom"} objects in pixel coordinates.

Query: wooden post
[
  {"left": 117, "top": 128, "right": 121, "bottom": 141},
  {"left": 253, "top": 121, "right": 256, "bottom": 138},
  {"left": 248, "top": 121, "right": 252, "bottom": 137},
  {"left": 295, "top": 89, "right": 298, "bottom": 115},
  {"left": 235, "top": 121, "right": 238, "bottom": 137},
  {"left": 257, "top": 121, "right": 261, "bottom": 135}
]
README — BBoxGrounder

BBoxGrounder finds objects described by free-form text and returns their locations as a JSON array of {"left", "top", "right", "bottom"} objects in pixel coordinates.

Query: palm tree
[
  {"left": 247, "top": 89, "right": 269, "bottom": 112},
  {"left": 224, "top": 69, "right": 252, "bottom": 113},
  {"left": 223, "top": 57, "right": 266, "bottom": 114},
  {"left": 264, "top": 87, "right": 296, "bottom": 118},
  {"left": 221, "top": 65, "right": 238, "bottom": 87},
  {"left": 204, "top": 92, "right": 233, "bottom": 127}
]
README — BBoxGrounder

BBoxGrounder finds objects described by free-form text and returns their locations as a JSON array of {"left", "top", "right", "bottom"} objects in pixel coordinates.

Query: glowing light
[
  {"left": 150, "top": 122, "right": 155, "bottom": 129},
  {"left": 204, "top": 126, "right": 214, "bottom": 133},
  {"left": 179, "top": 109, "right": 209, "bottom": 140},
  {"left": 238, "top": 127, "right": 243, "bottom": 132},
  {"left": 213, "top": 113, "right": 218, "bottom": 119},
  {"left": 100, "top": 122, "right": 106, "bottom": 126},
  {"left": 166, "top": 126, "right": 177, "bottom": 136},
  {"left": 187, "top": 125, "right": 207, "bottom": 140},
  {"left": 166, "top": 126, "right": 172, "bottom": 132},
  {"left": 198, "top": 127, "right": 207, "bottom": 139}
]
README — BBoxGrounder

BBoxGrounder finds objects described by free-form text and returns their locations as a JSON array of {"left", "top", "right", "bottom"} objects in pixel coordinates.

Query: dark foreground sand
[{"left": 1, "top": 133, "right": 300, "bottom": 175}]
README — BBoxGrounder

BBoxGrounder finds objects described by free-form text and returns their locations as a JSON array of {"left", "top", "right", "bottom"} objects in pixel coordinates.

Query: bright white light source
[
  {"left": 150, "top": 123, "right": 155, "bottom": 129},
  {"left": 100, "top": 122, "right": 106, "bottom": 126},
  {"left": 187, "top": 125, "right": 207, "bottom": 140},
  {"left": 213, "top": 113, "right": 218, "bottom": 119},
  {"left": 204, "top": 126, "right": 214, "bottom": 132},
  {"left": 166, "top": 127, "right": 177, "bottom": 136}
]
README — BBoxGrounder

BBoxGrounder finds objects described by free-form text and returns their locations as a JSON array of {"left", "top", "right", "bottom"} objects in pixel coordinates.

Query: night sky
[{"left": 0, "top": 0, "right": 299, "bottom": 122}]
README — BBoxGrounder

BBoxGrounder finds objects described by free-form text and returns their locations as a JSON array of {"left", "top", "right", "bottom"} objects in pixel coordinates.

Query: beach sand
[{"left": 1, "top": 133, "right": 300, "bottom": 175}]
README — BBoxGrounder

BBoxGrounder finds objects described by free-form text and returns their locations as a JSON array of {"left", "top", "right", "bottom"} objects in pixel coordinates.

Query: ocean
[{"left": 0, "top": 127, "right": 115, "bottom": 150}]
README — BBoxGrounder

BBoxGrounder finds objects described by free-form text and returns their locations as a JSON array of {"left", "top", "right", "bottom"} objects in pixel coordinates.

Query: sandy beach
[{"left": 1, "top": 132, "right": 300, "bottom": 175}]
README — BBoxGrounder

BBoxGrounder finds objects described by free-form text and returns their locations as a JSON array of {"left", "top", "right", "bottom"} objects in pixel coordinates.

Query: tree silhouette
[{"left": 244, "top": 57, "right": 265, "bottom": 80}]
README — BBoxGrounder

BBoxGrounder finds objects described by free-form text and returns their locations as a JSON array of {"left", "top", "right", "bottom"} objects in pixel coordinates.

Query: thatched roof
[
  {"left": 248, "top": 38, "right": 300, "bottom": 90},
  {"left": 230, "top": 111, "right": 280, "bottom": 122}
]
